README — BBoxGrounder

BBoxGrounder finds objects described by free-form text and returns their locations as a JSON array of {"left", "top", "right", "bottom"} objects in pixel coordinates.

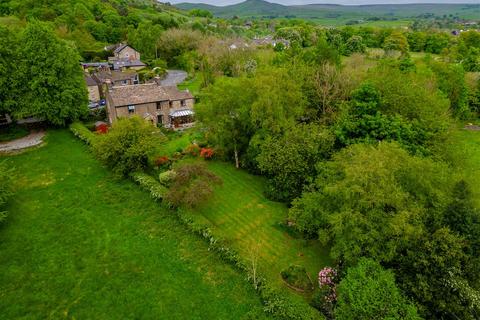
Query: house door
[{"left": 157, "top": 115, "right": 163, "bottom": 125}]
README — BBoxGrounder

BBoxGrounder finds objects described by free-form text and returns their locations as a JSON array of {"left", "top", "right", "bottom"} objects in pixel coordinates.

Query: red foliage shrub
[
  {"left": 96, "top": 124, "right": 108, "bottom": 134},
  {"left": 200, "top": 148, "right": 214, "bottom": 159},
  {"left": 154, "top": 156, "right": 170, "bottom": 167}
]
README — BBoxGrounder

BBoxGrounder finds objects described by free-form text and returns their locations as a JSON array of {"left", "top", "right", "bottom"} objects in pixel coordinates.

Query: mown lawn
[
  {"left": 178, "top": 75, "right": 202, "bottom": 96},
  {"left": 182, "top": 160, "right": 332, "bottom": 294},
  {"left": 0, "top": 130, "right": 265, "bottom": 319}
]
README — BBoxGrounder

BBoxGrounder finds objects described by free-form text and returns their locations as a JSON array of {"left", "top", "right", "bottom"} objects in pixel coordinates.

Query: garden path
[{"left": 0, "top": 130, "right": 45, "bottom": 153}]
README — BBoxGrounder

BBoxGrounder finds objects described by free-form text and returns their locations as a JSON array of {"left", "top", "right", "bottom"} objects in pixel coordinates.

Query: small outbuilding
[{"left": 95, "top": 121, "right": 108, "bottom": 134}]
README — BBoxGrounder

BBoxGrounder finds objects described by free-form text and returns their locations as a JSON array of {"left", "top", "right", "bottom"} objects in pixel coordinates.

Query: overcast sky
[{"left": 169, "top": 0, "right": 480, "bottom": 5}]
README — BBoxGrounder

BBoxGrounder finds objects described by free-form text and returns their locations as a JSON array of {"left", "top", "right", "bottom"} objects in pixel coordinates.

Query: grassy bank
[{"left": 0, "top": 130, "right": 265, "bottom": 319}]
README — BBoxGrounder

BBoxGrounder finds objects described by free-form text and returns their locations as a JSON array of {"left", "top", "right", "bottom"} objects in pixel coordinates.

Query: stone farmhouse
[
  {"left": 107, "top": 44, "right": 146, "bottom": 71},
  {"left": 106, "top": 83, "right": 195, "bottom": 130}
]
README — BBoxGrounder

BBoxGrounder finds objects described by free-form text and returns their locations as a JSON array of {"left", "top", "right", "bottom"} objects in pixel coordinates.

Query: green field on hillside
[
  {"left": 0, "top": 130, "right": 265, "bottom": 319},
  {"left": 177, "top": 1, "right": 480, "bottom": 21}
]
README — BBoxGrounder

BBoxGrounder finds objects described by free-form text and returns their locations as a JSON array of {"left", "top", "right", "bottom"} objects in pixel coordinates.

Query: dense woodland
[{"left": 1, "top": 0, "right": 480, "bottom": 319}]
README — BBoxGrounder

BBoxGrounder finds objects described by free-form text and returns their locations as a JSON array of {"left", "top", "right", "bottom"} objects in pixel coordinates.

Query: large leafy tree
[
  {"left": 256, "top": 124, "right": 334, "bottom": 202},
  {"left": 16, "top": 21, "right": 88, "bottom": 125},
  {"left": 290, "top": 142, "right": 452, "bottom": 261},
  {"left": 196, "top": 77, "right": 256, "bottom": 168},
  {"left": 0, "top": 25, "right": 19, "bottom": 115},
  {"left": 335, "top": 83, "right": 430, "bottom": 155},
  {"left": 335, "top": 258, "right": 420, "bottom": 320},
  {"left": 428, "top": 61, "right": 469, "bottom": 118},
  {"left": 365, "top": 64, "right": 451, "bottom": 148},
  {"left": 250, "top": 67, "right": 306, "bottom": 135},
  {"left": 93, "top": 116, "right": 163, "bottom": 177},
  {"left": 127, "top": 21, "right": 163, "bottom": 60},
  {"left": 383, "top": 32, "right": 409, "bottom": 56},
  {"left": 290, "top": 142, "right": 480, "bottom": 318}
]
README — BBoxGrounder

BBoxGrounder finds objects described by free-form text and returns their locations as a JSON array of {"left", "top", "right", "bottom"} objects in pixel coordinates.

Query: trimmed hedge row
[
  {"left": 131, "top": 172, "right": 168, "bottom": 200},
  {"left": 70, "top": 125, "right": 323, "bottom": 320},
  {"left": 70, "top": 122, "right": 96, "bottom": 145}
]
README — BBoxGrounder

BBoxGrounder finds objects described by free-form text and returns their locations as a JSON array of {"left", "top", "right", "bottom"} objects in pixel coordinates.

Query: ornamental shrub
[
  {"left": 165, "top": 163, "right": 222, "bottom": 208},
  {"left": 200, "top": 147, "right": 214, "bottom": 159},
  {"left": 154, "top": 156, "right": 170, "bottom": 167},
  {"left": 184, "top": 143, "right": 200, "bottom": 157},
  {"left": 132, "top": 172, "right": 168, "bottom": 201},
  {"left": 158, "top": 170, "right": 177, "bottom": 187},
  {"left": 280, "top": 265, "right": 314, "bottom": 291}
]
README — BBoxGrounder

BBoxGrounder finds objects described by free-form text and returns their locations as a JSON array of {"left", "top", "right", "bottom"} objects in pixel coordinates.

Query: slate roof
[
  {"left": 114, "top": 44, "right": 129, "bottom": 54},
  {"left": 109, "top": 58, "right": 146, "bottom": 70},
  {"left": 109, "top": 84, "right": 193, "bottom": 107},
  {"left": 93, "top": 70, "right": 138, "bottom": 84},
  {"left": 82, "top": 62, "right": 110, "bottom": 68},
  {"left": 84, "top": 74, "right": 97, "bottom": 87},
  {"left": 162, "top": 86, "right": 194, "bottom": 101}
]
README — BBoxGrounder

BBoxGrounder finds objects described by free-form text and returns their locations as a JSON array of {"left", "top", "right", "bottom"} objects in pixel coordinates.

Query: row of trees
[
  {"left": 0, "top": 22, "right": 87, "bottom": 125},
  {"left": 0, "top": 0, "right": 183, "bottom": 58},
  {"left": 273, "top": 23, "right": 479, "bottom": 71}
]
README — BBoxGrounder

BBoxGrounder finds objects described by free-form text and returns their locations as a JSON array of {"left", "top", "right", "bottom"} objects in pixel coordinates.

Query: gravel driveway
[
  {"left": 0, "top": 130, "right": 45, "bottom": 153},
  {"left": 160, "top": 70, "right": 188, "bottom": 86}
]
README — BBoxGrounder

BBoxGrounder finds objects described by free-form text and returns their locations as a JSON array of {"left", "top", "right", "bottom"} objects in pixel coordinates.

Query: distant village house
[{"left": 107, "top": 44, "right": 146, "bottom": 71}]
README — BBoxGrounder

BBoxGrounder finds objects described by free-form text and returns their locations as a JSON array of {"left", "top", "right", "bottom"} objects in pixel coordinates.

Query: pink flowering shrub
[
  {"left": 312, "top": 266, "right": 338, "bottom": 315},
  {"left": 318, "top": 267, "right": 337, "bottom": 288}
]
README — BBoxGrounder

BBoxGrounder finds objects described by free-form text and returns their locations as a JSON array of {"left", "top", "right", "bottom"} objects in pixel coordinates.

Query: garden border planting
[{"left": 69, "top": 122, "right": 324, "bottom": 320}]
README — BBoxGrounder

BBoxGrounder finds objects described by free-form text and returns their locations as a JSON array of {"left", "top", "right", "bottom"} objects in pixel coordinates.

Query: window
[
  {"left": 169, "top": 101, "right": 173, "bottom": 108},
  {"left": 128, "top": 105, "right": 135, "bottom": 114},
  {"left": 181, "top": 100, "right": 187, "bottom": 107},
  {"left": 156, "top": 102, "right": 162, "bottom": 110}
]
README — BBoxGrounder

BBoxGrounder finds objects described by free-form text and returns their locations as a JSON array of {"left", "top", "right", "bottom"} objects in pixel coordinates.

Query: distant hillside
[{"left": 176, "top": 0, "right": 480, "bottom": 21}]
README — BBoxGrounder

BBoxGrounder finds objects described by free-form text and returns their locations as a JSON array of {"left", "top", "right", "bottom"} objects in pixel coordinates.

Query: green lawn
[
  {"left": 178, "top": 75, "right": 202, "bottom": 96},
  {"left": 156, "top": 129, "right": 196, "bottom": 157},
  {"left": 0, "top": 130, "right": 265, "bottom": 319},
  {"left": 182, "top": 160, "right": 332, "bottom": 295}
]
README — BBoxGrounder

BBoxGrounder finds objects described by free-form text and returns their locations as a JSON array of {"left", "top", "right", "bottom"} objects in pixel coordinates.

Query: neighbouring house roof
[
  {"left": 84, "top": 74, "right": 98, "bottom": 87},
  {"left": 93, "top": 70, "right": 138, "bottom": 84},
  {"left": 170, "top": 109, "right": 194, "bottom": 118},
  {"left": 109, "top": 84, "right": 193, "bottom": 107},
  {"left": 109, "top": 58, "right": 146, "bottom": 70},
  {"left": 81, "top": 62, "right": 110, "bottom": 69},
  {"left": 162, "top": 86, "right": 194, "bottom": 101},
  {"left": 114, "top": 44, "right": 131, "bottom": 54}
]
